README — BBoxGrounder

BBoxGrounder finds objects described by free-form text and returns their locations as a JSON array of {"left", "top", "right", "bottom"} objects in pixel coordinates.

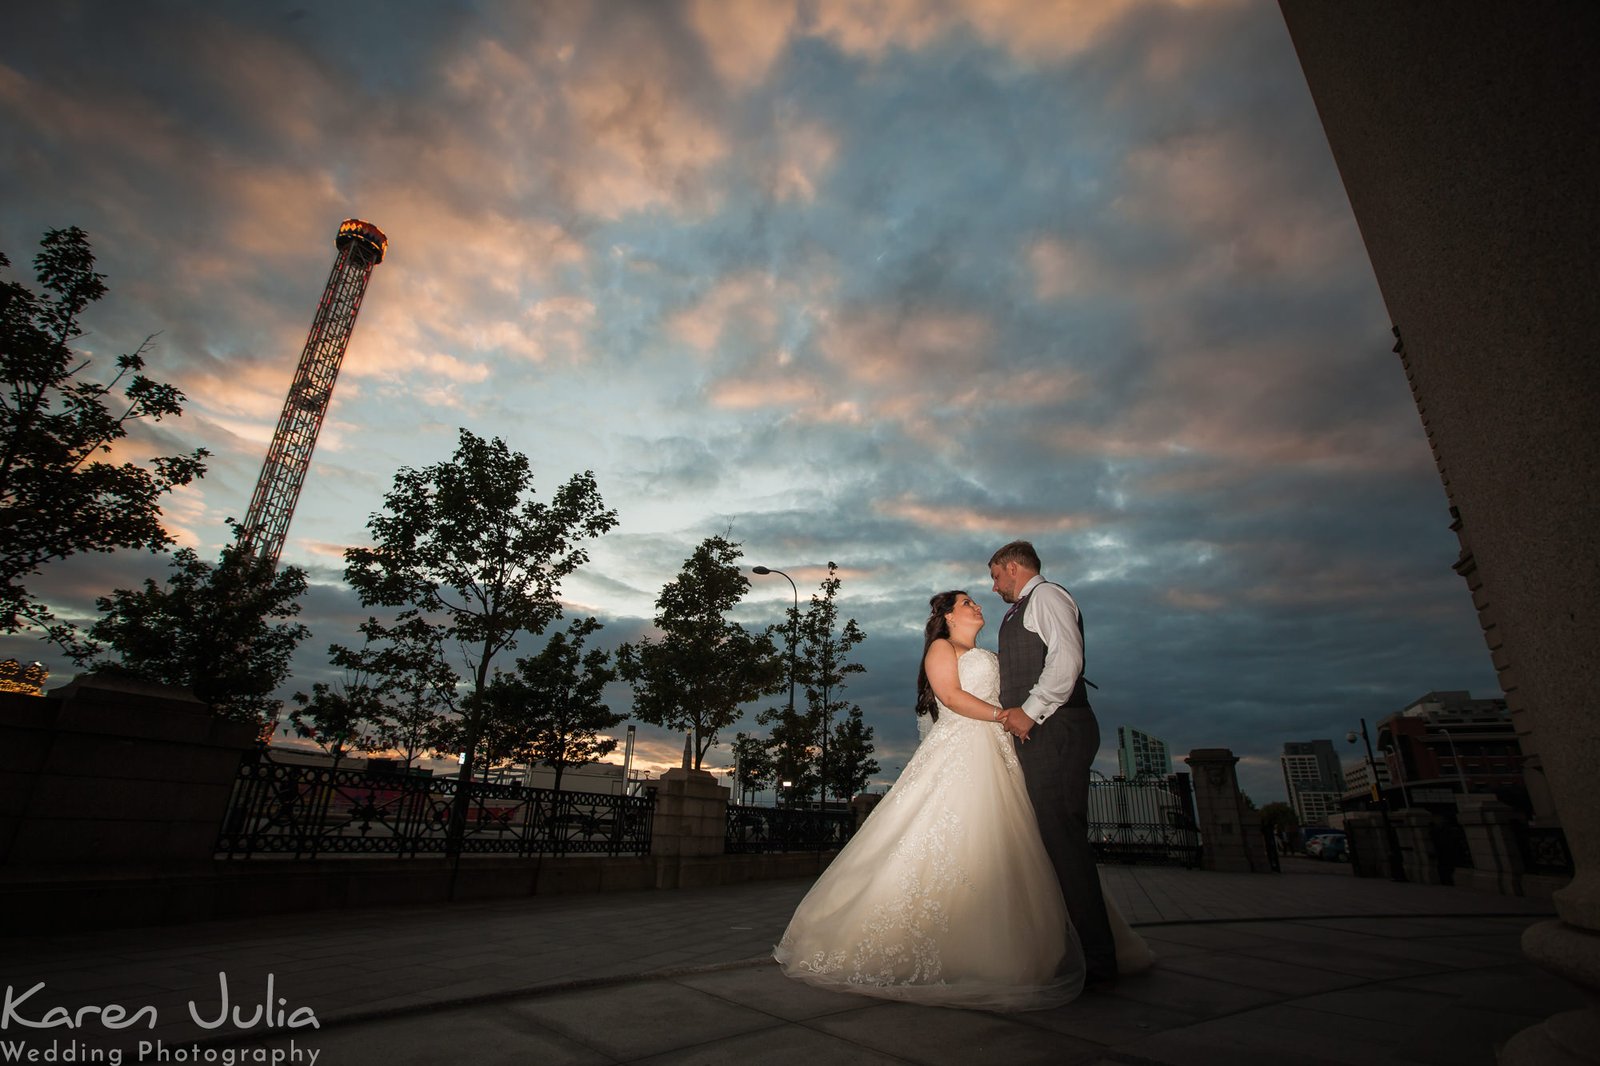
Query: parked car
[
  {"left": 1320, "top": 835, "right": 1350, "bottom": 862},
  {"left": 1303, "top": 830, "right": 1344, "bottom": 857}
]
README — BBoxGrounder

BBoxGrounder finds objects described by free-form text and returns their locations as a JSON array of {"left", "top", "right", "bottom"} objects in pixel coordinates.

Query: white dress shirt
[{"left": 1016, "top": 574, "right": 1086, "bottom": 725}]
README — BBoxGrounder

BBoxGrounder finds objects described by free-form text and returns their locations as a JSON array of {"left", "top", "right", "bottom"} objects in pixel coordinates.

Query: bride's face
[{"left": 945, "top": 593, "right": 985, "bottom": 633}]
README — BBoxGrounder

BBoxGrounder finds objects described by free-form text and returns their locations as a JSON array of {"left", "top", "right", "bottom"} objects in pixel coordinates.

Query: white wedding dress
[{"left": 773, "top": 648, "right": 1087, "bottom": 1010}]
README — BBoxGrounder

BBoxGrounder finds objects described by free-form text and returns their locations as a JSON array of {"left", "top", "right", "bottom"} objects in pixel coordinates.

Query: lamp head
[
  {"left": 752, "top": 566, "right": 771, "bottom": 575},
  {"left": 1345, "top": 731, "right": 1358, "bottom": 744}
]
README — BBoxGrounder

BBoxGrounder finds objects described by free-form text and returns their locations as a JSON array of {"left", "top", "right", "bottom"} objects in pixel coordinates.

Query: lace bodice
[
  {"left": 943, "top": 647, "right": 1001, "bottom": 709},
  {"left": 918, "top": 648, "right": 1002, "bottom": 741}
]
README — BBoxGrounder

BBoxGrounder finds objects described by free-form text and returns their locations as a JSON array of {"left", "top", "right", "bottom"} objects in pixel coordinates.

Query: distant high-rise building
[
  {"left": 1281, "top": 739, "right": 1345, "bottom": 826},
  {"left": 1342, "top": 756, "right": 1392, "bottom": 802},
  {"left": 1289, "top": 785, "right": 1344, "bottom": 828},
  {"left": 1116, "top": 726, "right": 1172, "bottom": 779}
]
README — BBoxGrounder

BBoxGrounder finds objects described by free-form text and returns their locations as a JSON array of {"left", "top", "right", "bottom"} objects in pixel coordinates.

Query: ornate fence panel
[
  {"left": 1517, "top": 824, "right": 1575, "bottom": 877},
  {"left": 216, "top": 753, "right": 653, "bottom": 859},
  {"left": 725, "top": 804, "right": 854, "bottom": 854},
  {"left": 1088, "top": 773, "right": 1203, "bottom": 867}
]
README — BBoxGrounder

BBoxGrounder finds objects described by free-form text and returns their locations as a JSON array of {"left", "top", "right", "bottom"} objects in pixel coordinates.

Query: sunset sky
[{"left": 0, "top": 0, "right": 1499, "bottom": 802}]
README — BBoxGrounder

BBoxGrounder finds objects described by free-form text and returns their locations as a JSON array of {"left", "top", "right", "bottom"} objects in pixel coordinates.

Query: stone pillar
[
  {"left": 1279, "top": 6, "right": 1600, "bottom": 1060},
  {"left": 1392, "top": 809, "right": 1441, "bottom": 886},
  {"left": 1344, "top": 812, "right": 1389, "bottom": 879},
  {"left": 1456, "top": 795, "right": 1527, "bottom": 896},
  {"left": 649, "top": 767, "right": 729, "bottom": 887},
  {"left": 1184, "top": 749, "right": 1266, "bottom": 874}
]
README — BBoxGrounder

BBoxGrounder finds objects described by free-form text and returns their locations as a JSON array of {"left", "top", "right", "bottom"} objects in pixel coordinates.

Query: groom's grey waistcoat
[{"left": 998, "top": 584, "right": 1091, "bottom": 712}]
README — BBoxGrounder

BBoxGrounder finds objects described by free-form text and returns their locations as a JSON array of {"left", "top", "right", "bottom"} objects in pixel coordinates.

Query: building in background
[
  {"left": 1342, "top": 754, "right": 1393, "bottom": 802},
  {"left": 1116, "top": 725, "right": 1173, "bottom": 779},
  {"left": 1281, "top": 739, "right": 1344, "bottom": 827},
  {"left": 1374, "top": 690, "right": 1527, "bottom": 812}
]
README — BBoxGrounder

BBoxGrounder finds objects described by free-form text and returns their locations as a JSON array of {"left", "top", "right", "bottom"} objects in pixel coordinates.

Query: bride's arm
[{"left": 923, "top": 640, "right": 1004, "bottom": 723}]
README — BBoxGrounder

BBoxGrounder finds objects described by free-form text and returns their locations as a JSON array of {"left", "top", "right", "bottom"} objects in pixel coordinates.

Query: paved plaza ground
[{"left": 0, "top": 857, "right": 1576, "bottom": 1065}]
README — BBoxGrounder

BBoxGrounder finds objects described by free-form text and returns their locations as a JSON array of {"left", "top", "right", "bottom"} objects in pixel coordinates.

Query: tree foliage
[
  {"left": 289, "top": 677, "right": 381, "bottom": 768},
  {"left": 729, "top": 730, "right": 775, "bottom": 804},
  {"left": 825, "top": 704, "right": 880, "bottom": 801},
  {"left": 1257, "top": 801, "right": 1298, "bottom": 834},
  {"left": 85, "top": 542, "right": 309, "bottom": 724},
  {"left": 480, "top": 616, "right": 622, "bottom": 790},
  {"left": 0, "top": 227, "right": 207, "bottom": 647},
  {"left": 617, "top": 535, "right": 784, "bottom": 769},
  {"left": 342, "top": 429, "right": 617, "bottom": 818},
  {"left": 760, "top": 704, "right": 820, "bottom": 805},
  {"left": 330, "top": 616, "right": 456, "bottom": 768},
  {"left": 795, "top": 562, "right": 867, "bottom": 803}
]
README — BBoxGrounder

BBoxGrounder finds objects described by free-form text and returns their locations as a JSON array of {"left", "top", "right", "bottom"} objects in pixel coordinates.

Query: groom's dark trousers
[{"left": 1000, "top": 594, "right": 1118, "bottom": 982}]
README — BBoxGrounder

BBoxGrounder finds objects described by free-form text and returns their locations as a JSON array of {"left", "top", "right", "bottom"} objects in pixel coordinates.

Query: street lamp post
[
  {"left": 752, "top": 565, "right": 802, "bottom": 802},
  {"left": 1346, "top": 718, "right": 1407, "bottom": 881},
  {"left": 1381, "top": 742, "right": 1413, "bottom": 808},
  {"left": 1438, "top": 726, "right": 1469, "bottom": 794}
]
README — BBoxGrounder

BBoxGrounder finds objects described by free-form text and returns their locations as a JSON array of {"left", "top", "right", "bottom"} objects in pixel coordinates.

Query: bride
[{"left": 775, "top": 590, "right": 1149, "bottom": 1011}]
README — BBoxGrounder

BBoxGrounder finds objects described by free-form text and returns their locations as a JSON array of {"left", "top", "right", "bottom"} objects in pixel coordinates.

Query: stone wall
[
  {"left": 0, "top": 678, "right": 838, "bottom": 932},
  {"left": 1, "top": 674, "right": 257, "bottom": 872}
]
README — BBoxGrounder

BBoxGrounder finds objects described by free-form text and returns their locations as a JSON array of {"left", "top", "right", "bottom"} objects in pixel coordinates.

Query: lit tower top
[{"left": 238, "top": 219, "right": 387, "bottom": 568}]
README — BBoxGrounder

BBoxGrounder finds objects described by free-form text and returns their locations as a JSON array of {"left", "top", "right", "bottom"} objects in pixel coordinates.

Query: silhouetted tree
[
  {"left": 0, "top": 227, "right": 207, "bottom": 650},
  {"left": 617, "top": 536, "right": 784, "bottom": 769},
  {"left": 289, "top": 676, "right": 381, "bottom": 769},
  {"left": 760, "top": 704, "right": 820, "bottom": 806},
  {"left": 1258, "top": 801, "right": 1298, "bottom": 836},
  {"left": 482, "top": 617, "right": 622, "bottom": 791},
  {"left": 85, "top": 542, "right": 308, "bottom": 724},
  {"left": 730, "top": 730, "right": 775, "bottom": 804},
  {"left": 343, "top": 428, "right": 616, "bottom": 849},
  {"left": 331, "top": 616, "right": 455, "bottom": 768},
  {"left": 824, "top": 704, "right": 879, "bottom": 801},
  {"left": 796, "top": 562, "right": 867, "bottom": 803}
]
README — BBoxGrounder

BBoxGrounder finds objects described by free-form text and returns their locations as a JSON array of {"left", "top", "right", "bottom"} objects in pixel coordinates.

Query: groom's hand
[{"left": 1001, "top": 707, "right": 1034, "bottom": 740}]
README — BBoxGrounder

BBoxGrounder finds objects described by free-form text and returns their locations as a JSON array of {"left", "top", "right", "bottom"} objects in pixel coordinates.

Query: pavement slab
[{"left": 0, "top": 862, "right": 1571, "bottom": 1065}]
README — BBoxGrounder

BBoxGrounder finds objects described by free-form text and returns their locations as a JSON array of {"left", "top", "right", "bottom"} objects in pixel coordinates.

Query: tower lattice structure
[{"left": 239, "top": 219, "right": 387, "bottom": 568}]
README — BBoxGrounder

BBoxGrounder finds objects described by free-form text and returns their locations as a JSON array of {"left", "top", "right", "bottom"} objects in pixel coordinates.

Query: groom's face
[{"left": 989, "top": 561, "right": 1024, "bottom": 603}]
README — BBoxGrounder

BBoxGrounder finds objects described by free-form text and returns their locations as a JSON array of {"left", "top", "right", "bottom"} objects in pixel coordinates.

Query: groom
[{"left": 990, "top": 540, "right": 1117, "bottom": 985}]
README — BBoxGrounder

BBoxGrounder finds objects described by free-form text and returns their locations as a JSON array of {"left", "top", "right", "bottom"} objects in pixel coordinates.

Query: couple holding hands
[{"left": 775, "top": 541, "right": 1151, "bottom": 1011}]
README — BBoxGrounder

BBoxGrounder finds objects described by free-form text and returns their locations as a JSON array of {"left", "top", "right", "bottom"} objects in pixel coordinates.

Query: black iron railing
[
  {"left": 725, "top": 803, "right": 854, "bottom": 854},
  {"left": 1088, "top": 773, "right": 1203, "bottom": 867},
  {"left": 1518, "top": 824, "right": 1575, "bottom": 877},
  {"left": 216, "top": 753, "right": 653, "bottom": 859}
]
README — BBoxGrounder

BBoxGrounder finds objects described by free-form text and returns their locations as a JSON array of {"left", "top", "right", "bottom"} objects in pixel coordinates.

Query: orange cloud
[
  {"left": 1117, "top": 129, "right": 1365, "bottom": 283},
  {"left": 669, "top": 273, "right": 787, "bottom": 353},
  {"left": 762, "top": 115, "right": 840, "bottom": 203},
  {"left": 819, "top": 306, "right": 994, "bottom": 386},
  {"left": 805, "top": 0, "right": 1235, "bottom": 65},
  {"left": 1027, "top": 236, "right": 1106, "bottom": 302},
  {"left": 688, "top": 0, "right": 798, "bottom": 88},
  {"left": 875, "top": 494, "right": 1096, "bottom": 534},
  {"left": 563, "top": 70, "right": 730, "bottom": 220}
]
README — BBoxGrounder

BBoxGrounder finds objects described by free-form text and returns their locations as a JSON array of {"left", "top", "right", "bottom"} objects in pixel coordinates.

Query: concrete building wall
[{"left": 1279, "top": 3, "right": 1599, "bottom": 1056}]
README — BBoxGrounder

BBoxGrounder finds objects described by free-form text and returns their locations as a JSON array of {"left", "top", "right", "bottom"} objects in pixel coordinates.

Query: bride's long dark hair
[{"left": 915, "top": 590, "right": 965, "bottom": 722}]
